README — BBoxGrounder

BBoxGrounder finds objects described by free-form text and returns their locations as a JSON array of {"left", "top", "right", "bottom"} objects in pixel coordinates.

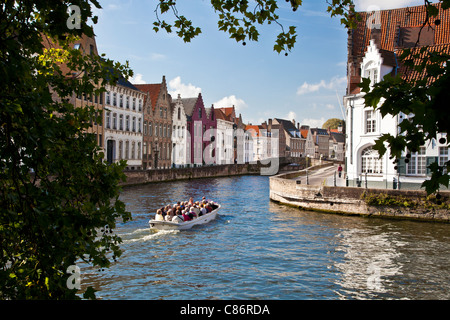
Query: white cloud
[
  {"left": 168, "top": 76, "right": 202, "bottom": 98},
  {"left": 129, "top": 73, "right": 146, "bottom": 84},
  {"left": 213, "top": 95, "right": 248, "bottom": 113},
  {"left": 286, "top": 111, "right": 297, "bottom": 122},
  {"left": 150, "top": 53, "right": 166, "bottom": 61},
  {"left": 355, "top": 0, "right": 429, "bottom": 11},
  {"left": 326, "top": 104, "right": 336, "bottom": 110},
  {"left": 297, "top": 76, "right": 346, "bottom": 96},
  {"left": 301, "top": 117, "right": 327, "bottom": 129}
]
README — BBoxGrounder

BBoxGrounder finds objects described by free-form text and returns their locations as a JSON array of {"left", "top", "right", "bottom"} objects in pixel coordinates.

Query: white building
[
  {"left": 171, "top": 94, "right": 188, "bottom": 168},
  {"left": 300, "top": 126, "right": 315, "bottom": 158},
  {"left": 344, "top": 38, "right": 399, "bottom": 188},
  {"left": 104, "top": 79, "right": 145, "bottom": 170},
  {"left": 214, "top": 108, "right": 234, "bottom": 164},
  {"left": 344, "top": 6, "right": 450, "bottom": 190}
]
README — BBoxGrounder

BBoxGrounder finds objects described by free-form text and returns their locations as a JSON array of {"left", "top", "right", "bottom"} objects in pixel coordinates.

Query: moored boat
[{"left": 149, "top": 203, "right": 221, "bottom": 231}]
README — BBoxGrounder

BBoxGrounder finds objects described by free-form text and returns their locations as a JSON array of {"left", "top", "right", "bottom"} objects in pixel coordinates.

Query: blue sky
[{"left": 92, "top": 0, "right": 428, "bottom": 128}]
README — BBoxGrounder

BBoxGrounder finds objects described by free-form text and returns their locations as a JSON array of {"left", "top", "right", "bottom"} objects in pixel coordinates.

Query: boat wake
[{"left": 122, "top": 229, "right": 180, "bottom": 244}]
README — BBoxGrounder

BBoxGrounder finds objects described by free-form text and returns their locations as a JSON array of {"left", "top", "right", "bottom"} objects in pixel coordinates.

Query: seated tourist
[
  {"left": 182, "top": 210, "right": 192, "bottom": 221},
  {"left": 188, "top": 207, "right": 197, "bottom": 219},
  {"left": 165, "top": 209, "right": 174, "bottom": 222},
  {"left": 155, "top": 209, "right": 164, "bottom": 221},
  {"left": 172, "top": 212, "right": 183, "bottom": 223},
  {"left": 199, "top": 204, "right": 207, "bottom": 216}
]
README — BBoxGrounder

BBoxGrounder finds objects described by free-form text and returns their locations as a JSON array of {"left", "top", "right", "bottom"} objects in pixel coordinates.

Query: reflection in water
[
  {"left": 79, "top": 176, "right": 450, "bottom": 300},
  {"left": 334, "top": 227, "right": 404, "bottom": 299}
]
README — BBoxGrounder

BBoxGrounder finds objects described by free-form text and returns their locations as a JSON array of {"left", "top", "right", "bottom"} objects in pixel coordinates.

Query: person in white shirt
[
  {"left": 155, "top": 209, "right": 164, "bottom": 221},
  {"left": 165, "top": 209, "right": 174, "bottom": 221}
]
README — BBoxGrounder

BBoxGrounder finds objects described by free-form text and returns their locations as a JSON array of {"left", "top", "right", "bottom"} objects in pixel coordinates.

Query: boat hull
[{"left": 149, "top": 205, "right": 221, "bottom": 231}]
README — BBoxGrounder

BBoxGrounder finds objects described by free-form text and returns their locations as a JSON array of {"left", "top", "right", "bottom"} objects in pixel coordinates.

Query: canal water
[{"left": 80, "top": 175, "right": 450, "bottom": 300}]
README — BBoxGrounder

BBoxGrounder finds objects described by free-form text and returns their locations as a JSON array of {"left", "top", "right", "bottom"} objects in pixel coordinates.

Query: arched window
[
  {"left": 361, "top": 146, "right": 382, "bottom": 174},
  {"left": 178, "top": 107, "right": 181, "bottom": 120},
  {"left": 364, "top": 61, "right": 379, "bottom": 86}
]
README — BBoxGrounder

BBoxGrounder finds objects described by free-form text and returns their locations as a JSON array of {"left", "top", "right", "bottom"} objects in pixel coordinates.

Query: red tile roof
[
  {"left": 245, "top": 125, "right": 260, "bottom": 137},
  {"left": 133, "top": 83, "right": 161, "bottom": 111},
  {"left": 348, "top": 2, "right": 450, "bottom": 93}
]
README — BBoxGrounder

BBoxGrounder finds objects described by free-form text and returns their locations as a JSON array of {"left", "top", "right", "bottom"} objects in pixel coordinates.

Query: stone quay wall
[
  {"left": 270, "top": 167, "right": 450, "bottom": 223},
  {"left": 122, "top": 163, "right": 265, "bottom": 186}
]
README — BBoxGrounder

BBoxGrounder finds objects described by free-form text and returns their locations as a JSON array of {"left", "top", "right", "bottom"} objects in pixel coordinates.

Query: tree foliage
[
  {"left": 153, "top": 0, "right": 357, "bottom": 54},
  {"left": 0, "top": 0, "right": 132, "bottom": 299},
  {"left": 322, "top": 118, "right": 344, "bottom": 130}
]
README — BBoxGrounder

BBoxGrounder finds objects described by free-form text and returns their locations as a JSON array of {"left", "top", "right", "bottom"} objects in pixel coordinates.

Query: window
[
  {"left": 120, "top": 94, "right": 123, "bottom": 108},
  {"left": 439, "top": 147, "right": 449, "bottom": 174},
  {"left": 126, "top": 96, "right": 129, "bottom": 109},
  {"left": 113, "top": 93, "right": 117, "bottom": 107},
  {"left": 155, "top": 123, "right": 158, "bottom": 137},
  {"left": 125, "top": 141, "right": 129, "bottom": 160},
  {"left": 106, "top": 92, "right": 110, "bottom": 105},
  {"left": 364, "top": 61, "right": 379, "bottom": 86},
  {"left": 126, "top": 116, "right": 130, "bottom": 131},
  {"left": 138, "top": 142, "right": 141, "bottom": 160},
  {"left": 198, "top": 108, "right": 202, "bottom": 119},
  {"left": 118, "top": 141, "right": 123, "bottom": 160},
  {"left": 178, "top": 108, "right": 181, "bottom": 120},
  {"left": 139, "top": 100, "right": 142, "bottom": 112},
  {"left": 407, "top": 147, "right": 426, "bottom": 175},
  {"left": 138, "top": 118, "right": 141, "bottom": 133},
  {"left": 361, "top": 146, "right": 382, "bottom": 174},
  {"left": 144, "top": 121, "right": 147, "bottom": 135},
  {"left": 160, "top": 107, "right": 163, "bottom": 117},
  {"left": 106, "top": 112, "right": 111, "bottom": 129},
  {"left": 149, "top": 122, "right": 153, "bottom": 137},
  {"left": 112, "top": 113, "right": 117, "bottom": 130},
  {"left": 365, "top": 109, "right": 376, "bottom": 133},
  {"left": 119, "top": 114, "right": 123, "bottom": 130},
  {"left": 133, "top": 98, "right": 136, "bottom": 111},
  {"left": 132, "top": 117, "right": 136, "bottom": 132}
]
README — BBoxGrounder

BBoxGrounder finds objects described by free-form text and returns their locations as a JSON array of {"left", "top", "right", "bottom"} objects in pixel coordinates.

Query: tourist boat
[{"left": 149, "top": 203, "right": 221, "bottom": 231}]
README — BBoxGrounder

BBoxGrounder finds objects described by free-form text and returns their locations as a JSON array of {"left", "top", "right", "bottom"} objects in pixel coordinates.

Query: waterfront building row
[{"left": 51, "top": 33, "right": 345, "bottom": 171}]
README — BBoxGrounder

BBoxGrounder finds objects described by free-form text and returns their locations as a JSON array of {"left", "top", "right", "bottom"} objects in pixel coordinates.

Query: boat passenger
[
  {"left": 165, "top": 209, "right": 174, "bottom": 222},
  {"left": 155, "top": 209, "right": 164, "bottom": 221},
  {"left": 191, "top": 205, "right": 200, "bottom": 216},
  {"left": 205, "top": 204, "right": 212, "bottom": 213},
  {"left": 172, "top": 214, "right": 183, "bottom": 223},
  {"left": 182, "top": 210, "right": 192, "bottom": 221},
  {"left": 188, "top": 197, "right": 194, "bottom": 205},
  {"left": 189, "top": 207, "right": 198, "bottom": 219},
  {"left": 200, "top": 204, "right": 207, "bottom": 216}
]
